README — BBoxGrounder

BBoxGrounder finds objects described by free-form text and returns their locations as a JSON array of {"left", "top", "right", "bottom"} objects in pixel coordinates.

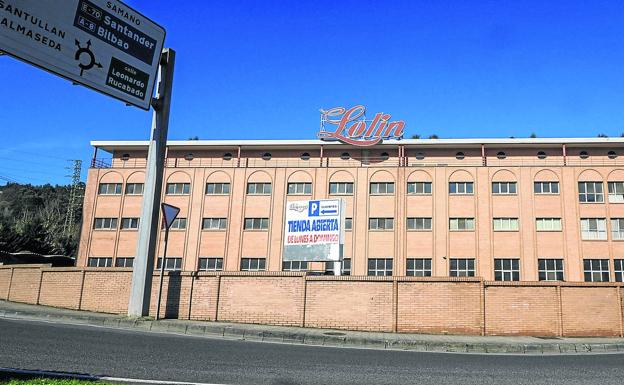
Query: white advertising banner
[
  {"left": 283, "top": 199, "right": 345, "bottom": 262},
  {"left": 0, "top": 0, "right": 165, "bottom": 110}
]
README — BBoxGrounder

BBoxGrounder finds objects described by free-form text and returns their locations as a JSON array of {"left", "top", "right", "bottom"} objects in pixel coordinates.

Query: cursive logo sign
[{"left": 317, "top": 105, "right": 405, "bottom": 146}]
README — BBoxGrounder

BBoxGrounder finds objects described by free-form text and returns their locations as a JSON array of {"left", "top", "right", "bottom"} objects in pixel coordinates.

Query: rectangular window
[
  {"left": 156, "top": 257, "right": 183, "bottom": 271},
  {"left": 538, "top": 259, "right": 564, "bottom": 281},
  {"left": 449, "top": 218, "right": 475, "bottom": 231},
  {"left": 244, "top": 218, "right": 269, "bottom": 230},
  {"left": 449, "top": 258, "right": 475, "bottom": 277},
  {"left": 406, "top": 217, "right": 432, "bottom": 231},
  {"left": 168, "top": 218, "right": 187, "bottom": 230},
  {"left": 345, "top": 218, "right": 353, "bottom": 230},
  {"left": 407, "top": 182, "right": 432, "bottom": 195},
  {"left": 93, "top": 217, "right": 118, "bottom": 230},
  {"left": 115, "top": 257, "right": 134, "bottom": 268},
  {"left": 121, "top": 217, "right": 140, "bottom": 230},
  {"left": 125, "top": 183, "right": 144, "bottom": 195},
  {"left": 205, "top": 183, "right": 231, "bottom": 195},
  {"left": 369, "top": 182, "right": 395, "bottom": 194},
  {"left": 240, "top": 258, "right": 266, "bottom": 271},
  {"left": 88, "top": 257, "right": 112, "bottom": 267},
  {"left": 534, "top": 181, "right": 559, "bottom": 194},
  {"left": 611, "top": 218, "right": 624, "bottom": 240},
  {"left": 198, "top": 257, "right": 223, "bottom": 271},
  {"left": 536, "top": 218, "right": 562, "bottom": 231},
  {"left": 202, "top": 218, "right": 227, "bottom": 230},
  {"left": 615, "top": 259, "right": 624, "bottom": 282},
  {"left": 325, "top": 259, "right": 351, "bottom": 275},
  {"left": 406, "top": 258, "right": 432, "bottom": 277},
  {"left": 492, "top": 182, "right": 517, "bottom": 195},
  {"left": 98, "top": 183, "right": 122, "bottom": 195},
  {"left": 608, "top": 182, "right": 624, "bottom": 203},
  {"left": 583, "top": 259, "right": 610, "bottom": 282},
  {"left": 287, "top": 182, "right": 312, "bottom": 195},
  {"left": 580, "top": 218, "right": 607, "bottom": 240},
  {"left": 282, "top": 261, "right": 308, "bottom": 271},
  {"left": 494, "top": 259, "right": 520, "bottom": 281},
  {"left": 369, "top": 218, "right": 394, "bottom": 230},
  {"left": 368, "top": 258, "right": 393, "bottom": 276},
  {"left": 166, "top": 183, "right": 190, "bottom": 195},
  {"left": 329, "top": 182, "right": 354, "bottom": 195},
  {"left": 493, "top": 218, "right": 519, "bottom": 231},
  {"left": 246, "top": 182, "right": 272, "bottom": 195},
  {"left": 449, "top": 182, "right": 474, "bottom": 195},
  {"left": 578, "top": 182, "right": 604, "bottom": 203}
]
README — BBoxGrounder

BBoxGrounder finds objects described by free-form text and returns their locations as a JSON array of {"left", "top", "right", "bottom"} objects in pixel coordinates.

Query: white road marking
[{"left": 0, "top": 367, "right": 229, "bottom": 385}]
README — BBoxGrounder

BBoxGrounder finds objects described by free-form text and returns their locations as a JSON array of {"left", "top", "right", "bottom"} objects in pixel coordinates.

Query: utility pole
[
  {"left": 128, "top": 48, "right": 176, "bottom": 318},
  {"left": 63, "top": 159, "right": 83, "bottom": 237}
]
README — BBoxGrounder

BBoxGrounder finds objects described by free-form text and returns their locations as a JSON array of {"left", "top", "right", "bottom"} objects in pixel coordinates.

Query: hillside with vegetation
[{"left": 0, "top": 183, "right": 84, "bottom": 257}]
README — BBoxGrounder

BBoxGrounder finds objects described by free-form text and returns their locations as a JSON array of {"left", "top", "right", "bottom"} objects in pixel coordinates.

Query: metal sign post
[
  {"left": 154, "top": 203, "right": 180, "bottom": 320},
  {"left": 127, "top": 48, "right": 175, "bottom": 317}
]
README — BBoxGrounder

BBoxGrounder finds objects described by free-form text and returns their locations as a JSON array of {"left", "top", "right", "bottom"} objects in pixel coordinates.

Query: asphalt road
[{"left": 1, "top": 318, "right": 623, "bottom": 385}]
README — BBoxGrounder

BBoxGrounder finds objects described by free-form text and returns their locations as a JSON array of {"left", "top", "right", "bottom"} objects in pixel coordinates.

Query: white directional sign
[
  {"left": 283, "top": 199, "right": 345, "bottom": 262},
  {"left": 0, "top": 0, "right": 165, "bottom": 110}
]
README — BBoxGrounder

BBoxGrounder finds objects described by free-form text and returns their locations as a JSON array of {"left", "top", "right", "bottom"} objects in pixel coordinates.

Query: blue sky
[{"left": 1, "top": 0, "right": 624, "bottom": 185}]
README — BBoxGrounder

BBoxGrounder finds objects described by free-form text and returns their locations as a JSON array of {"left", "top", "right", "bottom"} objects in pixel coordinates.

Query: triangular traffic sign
[{"left": 161, "top": 203, "right": 180, "bottom": 230}]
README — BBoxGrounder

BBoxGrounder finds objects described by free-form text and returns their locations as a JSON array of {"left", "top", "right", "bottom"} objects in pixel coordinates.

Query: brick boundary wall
[{"left": 1, "top": 265, "right": 623, "bottom": 337}]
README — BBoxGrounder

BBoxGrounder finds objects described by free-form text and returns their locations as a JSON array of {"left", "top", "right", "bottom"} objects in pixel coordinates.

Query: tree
[
  {"left": 411, "top": 134, "right": 421, "bottom": 139},
  {"left": 530, "top": 133, "right": 537, "bottom": 138},
  {"left": 597, "top": 133, "right": 608, "bottom": 138},
  {"left": 428, "top": 134, "right": 439, "bottom": 139},
  {"left": 188, "top": 136, "right": 199, "bottom": 140}
]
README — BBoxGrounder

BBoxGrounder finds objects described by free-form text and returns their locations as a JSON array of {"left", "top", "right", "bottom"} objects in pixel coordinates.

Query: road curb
[{"left": 1, "top": 305, "right": 624, "bottom": 355}]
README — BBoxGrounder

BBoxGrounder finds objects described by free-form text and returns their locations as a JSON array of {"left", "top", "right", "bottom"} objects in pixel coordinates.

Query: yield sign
[{"left": 161, "top": 203, "right": 180, "bottom": 230}]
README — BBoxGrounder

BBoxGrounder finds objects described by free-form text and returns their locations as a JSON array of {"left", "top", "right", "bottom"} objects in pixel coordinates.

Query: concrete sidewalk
[{"left": 1, "top": 300, "right": 623, "bottom": 355}]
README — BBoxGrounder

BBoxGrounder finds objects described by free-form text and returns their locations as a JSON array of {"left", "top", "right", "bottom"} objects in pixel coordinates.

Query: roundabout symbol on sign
[{"left": 74, "top": 39, "right": 102, "bottom": 76}]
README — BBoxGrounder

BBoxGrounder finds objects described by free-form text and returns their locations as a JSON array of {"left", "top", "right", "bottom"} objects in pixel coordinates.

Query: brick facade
[{"left": 2, "top": 265, "right": 623, "bottom": 337}]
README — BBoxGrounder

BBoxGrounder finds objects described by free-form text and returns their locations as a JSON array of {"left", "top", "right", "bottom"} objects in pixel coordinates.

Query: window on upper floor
[
  {"left": 93, "top": 217, "right": 117, "bottom": 230},
  {"left": 369, "top": 218, "right": 394, "bottom": 230},
  {"left": 345, "top": 218, "right": 353, "bottom": 230},
  {"left": 580, "top": 218, "right": 607, "bottom": 240},
  {"left": 450, "top": 258, "right": 475, "bottom": 277},
  {"left": 244, "top": 218, "right": 269, "bottom": 230},
  {"left": 534, "top": 181, "right": 559, "bottom": 194},
  {"left": 449, "top": 182, "right": 473, "bottom": 195},
  {"left": 615, "top": 259, "right": 624, "bottom": 282},
  {"left": 282, "top": 261, "right": 308, "bottom": 272},
  {"left": 206, "top": 182, "right": 231, "bottom": 195},
  {"left": 369, "top": 182, "right": 394, "bottom": 194},
  {"left": 287, "top": 182, "right": 312, "bottom": 195},
  {"left": 406, "top": 217, "right": 432, "bottom": 231},
  {"left": 407, "top": 182, "right": 432, "bottom": 195},
  {"left": 115, "top": 257, "right": 134, "bottom": 268},
  {"left": 406, "top": 258, "right": 432, "bottom": 277},
  {"left": 325, "top": 258, "right": 351, "bottom": 275},
  {"left": 538, "top": 259, "right": 564, "bottom": 281},
  {"left": 240, "top": 258, "right": 266, "bottom": 271},
  {"left": 579, "top": 181, "right": 604, "bottom": 203},
  {"left": 493, "top": 218, "right": 519, "bottom": 231},
  {"left": 329, "top": 182, "right": 354, "bottom": 195},
  {"left": 610, "top": 218, "right": 624, "bottom": 240},
  {"left": 156, "top": 257, "right": 182, "bottom": 271},
  {"left": 494, "top": 259, "right": 520, "bottom": 281},
  {"left": 608, "top": 182, "right": 624, "bottom": 203},
  {"left": 202, "top": 218, "right": 227, "bottom": 230},
  {"left": 247, "top": 182, "right": 272, "bottom": 195},
  {"left": 536, "top": 218, "right": 562, "bottom": 231},
  {"left": 125, "top": 183, "right": 144, "bottom": 195},
  {"left": 98, "top": 183, "right": 122, "bottom": 195},
  {"left": 88, "top": 257, "right": 112, "bottom": 267},
  {"left": 166, "top": 183, "right": 190, "bottom": 195},
  {"left": 583, "top": 259, "right": 609, "bottom": 282},
  {"left": 120, "top": 217, "right": 140, "bottom": 230},
  {"left": 198, "top": 257, "right": 223, "bottom": 271},
  {"left": 449, "top": 218, "right": 475, "bottom": 231},
  {"left": 168, "top": 218, "right": 187, "bottom": 230},
  {"left": 492, "top": 182, "right": 517, "bottom": 195},
  {"left": 368, "top": 258, "right": 393, "bottom": 276}
]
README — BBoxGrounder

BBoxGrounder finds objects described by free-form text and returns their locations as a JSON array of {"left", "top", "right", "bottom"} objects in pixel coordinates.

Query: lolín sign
[
  {"left": 317, "top": 105, "right": 405, "bottom": 146},
  {"left": 283, "top": 199, "right": 345, "bottom": 262}
]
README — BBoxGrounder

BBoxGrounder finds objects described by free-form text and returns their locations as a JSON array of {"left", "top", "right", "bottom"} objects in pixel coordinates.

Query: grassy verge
[{"left": 4, "top": 379, "right": 114, "bottom": 385}]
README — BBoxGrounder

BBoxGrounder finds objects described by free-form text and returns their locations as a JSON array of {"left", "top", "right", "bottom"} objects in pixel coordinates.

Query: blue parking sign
[{"left": 308, "top": 200, "right": 320, "bottom": 216}]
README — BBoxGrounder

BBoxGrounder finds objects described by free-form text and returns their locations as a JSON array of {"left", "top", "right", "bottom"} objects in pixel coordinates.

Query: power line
[{"left": 63, "top": 160, "right": 83, "bottom": 237}]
